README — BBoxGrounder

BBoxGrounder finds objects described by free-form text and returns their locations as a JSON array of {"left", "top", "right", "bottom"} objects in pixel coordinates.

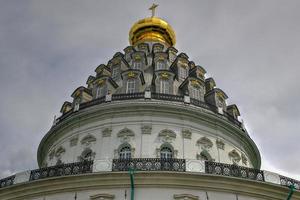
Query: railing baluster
[
  {"left": 112, "top": 158, "right": 185, "bottom": 172},
  {"left": 205, "top": 161, "right": 264, "bottom": 182}
]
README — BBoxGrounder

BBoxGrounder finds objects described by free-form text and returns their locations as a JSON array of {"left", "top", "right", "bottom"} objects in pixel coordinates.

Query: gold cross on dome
[{"left": 149, "top": 3, "right": 159, "bottom": 17}]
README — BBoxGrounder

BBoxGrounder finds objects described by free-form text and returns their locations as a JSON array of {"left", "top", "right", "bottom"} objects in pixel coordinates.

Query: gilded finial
[{"left": 149, "top": 3, "right": 159, "bottom": 17}]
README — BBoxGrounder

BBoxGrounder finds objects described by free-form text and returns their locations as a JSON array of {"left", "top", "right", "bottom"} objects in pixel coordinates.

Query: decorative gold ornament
[
  {"left": 160, "top": 72, "right": 169, "bottom": 79},
  {"left": 198, "top": 72, "right": 204, "bottom": 77},
  {"left": 158, "top": 55, "right": 165, "bottom": 61},
  {"left": 74, "top": 91, "right": 81, "bottom": 97},
  {"left": 97, "top": 79, "right": 105, "bottom": 86},
  {"left": 191, "top": 80, "right": 200, "bottom": 87},
  {"left": 128, "top": 71, "right": 136, "bottom": 78},
  {"left": 129, "top": 17, "right": 176, "bottom": 47},
  {"left": 134, "top": 55, "right": 141, "bottom": 60}
]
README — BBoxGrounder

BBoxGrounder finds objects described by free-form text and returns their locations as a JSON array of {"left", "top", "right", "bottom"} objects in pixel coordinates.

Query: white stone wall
[
  {"left": 30, "top": 187, "right": 261, "bottom": 200},
  {"left": 45, "top": 113, "right": 252, "bottom": 168}
]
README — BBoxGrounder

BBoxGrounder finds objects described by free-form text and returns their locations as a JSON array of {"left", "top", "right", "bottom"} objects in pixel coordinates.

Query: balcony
[
  {"left": 1, "top": 159, "right": 299, "bottom": 191},
  {"left": 56, "top": 92, "right": 243, "bottom": 129},
  {"left": 112, "top": 158, "right": 185, "bottom": 172}
]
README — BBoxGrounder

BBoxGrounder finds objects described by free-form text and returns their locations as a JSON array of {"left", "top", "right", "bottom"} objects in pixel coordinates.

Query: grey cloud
[{"left": 0, "top": 0, "right": 299, "bottom": 179}]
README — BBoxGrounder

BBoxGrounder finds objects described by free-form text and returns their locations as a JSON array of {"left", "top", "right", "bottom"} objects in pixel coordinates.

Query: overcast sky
[{"left": 0, "top": 0, "right": 299, "bottom": 180}]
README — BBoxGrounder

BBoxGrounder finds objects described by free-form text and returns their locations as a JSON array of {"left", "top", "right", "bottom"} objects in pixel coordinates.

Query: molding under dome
[{"left": 0, "top": 170, "right": 299, "bottom": 200}]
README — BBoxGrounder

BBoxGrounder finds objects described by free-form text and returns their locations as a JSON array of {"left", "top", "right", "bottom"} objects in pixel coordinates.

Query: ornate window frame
[
  {"left": 157, "top": 142, "right": 177, "bottom": 159},
  {"left": 126, "top": 78, "right": 136, "bottom": 93},
  {"left": 111, "top": 66, "right": 120, "bottom": 80},
  {"left": 156, "top": 60, "right": 166, "bottom": 70},
  {"left": 117, "top": 142, "right": 135, "bottom": 159},
  {"left": 190, "top": 85, "right": 202, "bottom": 100},
  {"left": 160, "top": 78, "right": 170, "bottom": 94},
  {"left": 133, "top": 61, "right": 142, "bottom": 70},
  {"left": 178, "top": 65, "right": 188, "bottom": 80},
  {"left": 96, "top": 84, "right": 106, "bottom": 98},
  {"left": 160, "top": 144, "right": 174, "bottom": 159}
]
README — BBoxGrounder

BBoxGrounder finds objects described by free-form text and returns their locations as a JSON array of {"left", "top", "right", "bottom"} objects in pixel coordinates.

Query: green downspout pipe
[
  {"left": 286, "top": 185, "right": 295, "bottom": 200},
  {"left": 129, "top": 168, "right": 135, "bottom": 200}
]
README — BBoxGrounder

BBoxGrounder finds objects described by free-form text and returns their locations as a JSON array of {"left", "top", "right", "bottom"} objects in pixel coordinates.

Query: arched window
[
  {"left": 160, "top": 146, "right": 173, "bottom": 159},
  {"left": 197, "top": 150, "right": 212, "bottom": 161},
  {"left": 81, "top": 148, "right": 94, "bottom": 161},
  {"left": 112, "top": 66, "right": 120, "bottom": 79},
  {"left": 133, "top": 61, "right": 142, "bottom": 70},
  {"left": 179, "top": 66, "right": 188, "bottom": 80},
  {"left": 190, "top": 86, "right": 202, "bottom": 100},
  {"left": 119, "top": 146, "right": 131, "bottom": 159},
  {"left": 126, "top": 79, "right": 136, "bottom": 93},
  {"left": 156, "top": 61, "right": 165, "bottom": 70},
  {"left": 160, "top": 79, "right": 170, "bottom": 94},
  {"left": 96, "top": 85, "right": 106, "bottom": 98}
]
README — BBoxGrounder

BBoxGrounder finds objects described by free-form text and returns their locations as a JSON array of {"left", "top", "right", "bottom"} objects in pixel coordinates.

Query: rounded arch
[
  {"left": 160, "top": 143, "right": 174, "bottom": 159},
  {"left": 118, "top": 143, "right": 132, "bottom": 159},
  {"left": 79, "top": 148, "right": 95, "bottom": 161},
  {"left": 197, "top": 150, "right": 213, "bottom": 161},
  {"left": 197, "top": 137, "right": 213, "bottom": 149}
]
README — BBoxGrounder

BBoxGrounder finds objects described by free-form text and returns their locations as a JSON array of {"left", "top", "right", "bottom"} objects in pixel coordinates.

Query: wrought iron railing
[
  {"left": 1, "top": 159, "right": 300, "bottom": 191},
  {"left": 190, "top": 98, "right": 210, "bottom": 109},
  {"left": 0, "top": 175, "right": 15, "bottom": 188},
  {"left": 205, "top": 161, "right": 264, "bottom": 181},
  {"left": 112, "top": 158, "right": 186, "bottom": 172},
  {"left": 80, "top": 96, "right": 106, "bottom": 109},
  {"left": 280, "top": 175, "right": 300, "bottom": 190},
  {"left": 151, "top": 93, "right": 184, "bottom": 102},
  {"left": 112, "top": 92, "right": 144, "bottom": 101},
  {"left": 29, "top": 161, "right": 93, "bottom": 181},
  {"left": 55, "top": 92, "right": 244, "bottom": 129}
]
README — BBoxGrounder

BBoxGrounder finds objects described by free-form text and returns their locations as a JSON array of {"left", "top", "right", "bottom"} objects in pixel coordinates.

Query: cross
[{"left": 149, "top": 3, "right": 158, "bottom": 17}]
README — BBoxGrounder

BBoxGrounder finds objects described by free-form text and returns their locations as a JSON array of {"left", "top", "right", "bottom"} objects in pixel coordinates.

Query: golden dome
[{"left": 129, "top": 17, "right": 176, "bottom": 47}]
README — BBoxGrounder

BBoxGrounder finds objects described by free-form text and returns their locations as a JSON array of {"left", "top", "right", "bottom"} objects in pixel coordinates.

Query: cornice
[
  {"left": 0, "top": 172, "right": 298, "bottom": 200},
  {"left": 37, "top": 100, "right": 261, "bottom": 168}
]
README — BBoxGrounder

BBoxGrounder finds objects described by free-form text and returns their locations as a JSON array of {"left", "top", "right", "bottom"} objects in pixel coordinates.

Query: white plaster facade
[{"left": 40, "top": 100, "right": 259, "bottom": 168}]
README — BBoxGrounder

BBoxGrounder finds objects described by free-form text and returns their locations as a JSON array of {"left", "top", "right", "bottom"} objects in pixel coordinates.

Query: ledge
[
  {"left": 1, "top": 160, "right": 299, "bottom": 197},
  {"left": 0, "top": 170, "right": 299, "bottom": 200}
]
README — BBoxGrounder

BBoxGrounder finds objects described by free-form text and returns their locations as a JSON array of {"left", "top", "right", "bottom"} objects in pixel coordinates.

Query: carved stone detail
[
  {"left": 174, "top": 194, "right": 199, "bottom": 200},
  {"left": 90, "top": 193, "right": 115, "bottom": 200},
  {"left": 49, "top": 150, "right": 55, "bottom": 160},
  {"left": 81, "top": 134, "right": 97, "bottom": 146},
  {"left": 182, "top": 129, "right": 192, "bottom": 139},
  {"left": 117, "top": 128, "right": 135, "bottom": 143},
  {"left": 229, "top": 149, "right": 241, "bottom": 164},
  {"left": 70, "top": 136, "right": 79, "bottom": 147},
  {"left": 197, "top": 150, "right": 214, "bottom": 162},
  {"left": 216, "top": 139, "right": 225, "bottom": 150},
  {"left": 117, "top": 128, "right": 135, "bottom": 137},
  {"left": 241, "top": 153, "right": 248, "bottom": 165},
  {"left": 78, "top": 148, "right": 96, "bottom": 162},
  {"left": 141, "top": 124, "right": 152, "bottom": 134},
  {"left": 197, "top": 137, "right": 213, "bottom": 150},
  {"left": 102, "top": 127, "right": 112, "bottom": 137},
  {"left": 159, "top": 129, "right": 176, "bottom": 143},
  {"left": 113, "top": 149, "right": 118, "bottom": 159},
  {"left": 55, "top": 146, "right": 65, "bottom": 158}
]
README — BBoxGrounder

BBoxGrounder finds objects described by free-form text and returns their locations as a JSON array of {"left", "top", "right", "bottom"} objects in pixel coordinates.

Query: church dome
[
  {"left": 129, "top": 17, "right": 176, "bottom": 46},
  {"left": 2, "top": 6, "right": 299, "bottom": 200}
]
